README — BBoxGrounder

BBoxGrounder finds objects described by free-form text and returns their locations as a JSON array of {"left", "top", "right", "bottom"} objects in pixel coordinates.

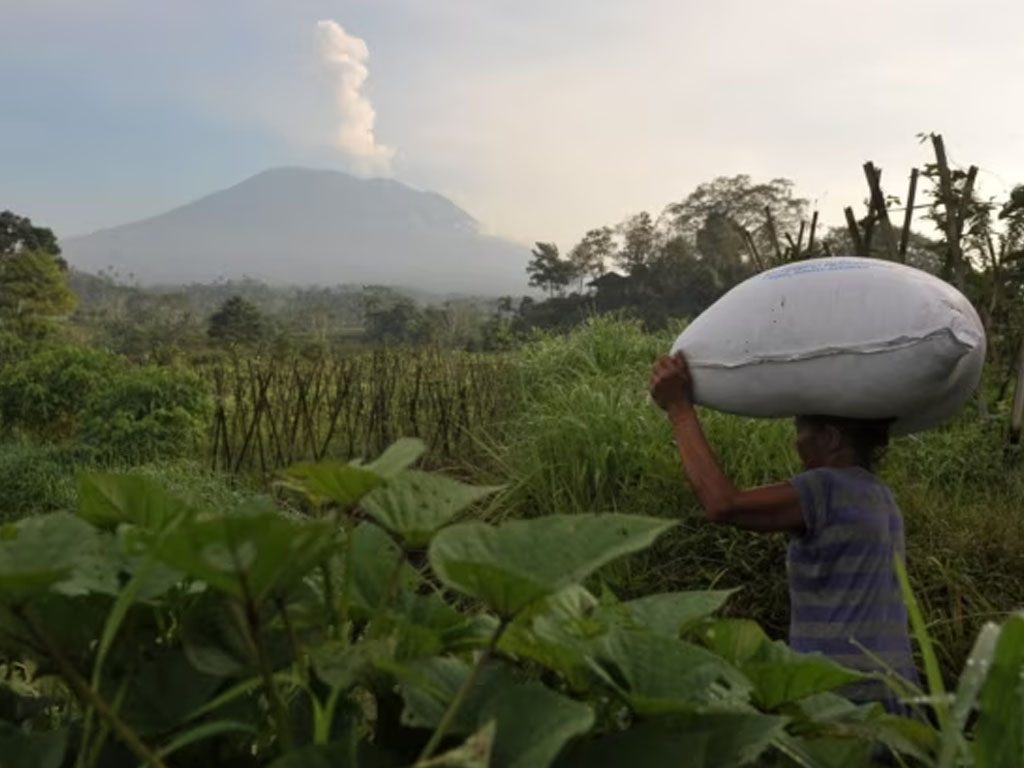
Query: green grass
[
  {"left": 2, "top": 314, "right": 1019, "bottom": 684},
  {"left": 482, "top": 315, "right": 1024, "bottom": 678},
  {"left": 0, "top": 441, "right": 255, "bottom": 523}
]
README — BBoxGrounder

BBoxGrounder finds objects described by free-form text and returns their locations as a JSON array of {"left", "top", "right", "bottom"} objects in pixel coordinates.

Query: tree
[
  {"left": 0, "top": 249, "right": 76, "bottom": 341},
  {"left": 0, "top": 211, "right": 62, "bottom": 261},
  {"left": 664, "top": 175, "right": 807, "bottom": 267},
  {"left": 569, "top": 227, "right": 615, "bottom": 291},
  {"left": 207, "top": 295, "right": 267, "bottom": 346},
  {"left": 526, "top": 242, "right": 574, "bottom": 296},
  {"left": 615, "top": 212, "right": 658, "bottom": 275},
  {"left": 363, "top": 292, "right": 422, "bottom": 344}
]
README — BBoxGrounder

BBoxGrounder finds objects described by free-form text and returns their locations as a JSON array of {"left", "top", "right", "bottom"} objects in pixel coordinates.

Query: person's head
[{"left": 793, "top": 415, "right": 893, "bottom": 471}]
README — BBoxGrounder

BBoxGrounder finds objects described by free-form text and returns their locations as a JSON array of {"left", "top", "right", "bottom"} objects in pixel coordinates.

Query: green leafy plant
[
  {"left": 0, "top": 345, "right": 124, "bottom": 438},
  {"left": 0, "top": 437, "right": 1017, "bottom": 767},
  {"left": 75, "top": 364, "right": 211, "bottom": 462}
]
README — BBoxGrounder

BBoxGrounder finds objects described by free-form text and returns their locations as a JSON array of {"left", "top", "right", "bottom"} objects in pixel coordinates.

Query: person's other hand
[{"left": 650, "top": 352, "right": 694, "bottom": 412}]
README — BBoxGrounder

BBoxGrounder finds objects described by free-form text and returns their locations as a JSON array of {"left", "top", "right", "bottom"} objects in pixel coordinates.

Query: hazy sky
[{"left": 4, "top": 0, "right": 1024, "bottom": 248}]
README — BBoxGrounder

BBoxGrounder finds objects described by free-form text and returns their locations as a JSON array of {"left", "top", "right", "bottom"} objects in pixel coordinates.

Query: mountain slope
[{"left": 62, "top": 168, "right": 530, "bottom": 295}]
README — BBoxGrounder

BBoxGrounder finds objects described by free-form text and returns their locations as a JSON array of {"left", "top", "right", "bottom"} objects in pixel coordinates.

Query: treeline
[
  {"left": 516, "top": 159, "right": 1024, "bottom": 402},
  {"left": 515, "top": 174, "right": 955, "bottom": 332}
]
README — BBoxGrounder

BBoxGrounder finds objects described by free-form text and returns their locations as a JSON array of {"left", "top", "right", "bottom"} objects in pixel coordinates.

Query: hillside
[{"left": 61, "top": 168, "right": 531, "bottom": 296}]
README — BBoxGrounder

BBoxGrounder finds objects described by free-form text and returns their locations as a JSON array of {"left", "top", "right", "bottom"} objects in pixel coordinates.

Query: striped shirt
[{"left": 788, "top": 467, "right": 918, "bottom": 710}]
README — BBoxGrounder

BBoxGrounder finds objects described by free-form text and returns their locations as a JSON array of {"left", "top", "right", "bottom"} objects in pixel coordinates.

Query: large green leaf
[
  {"left": 155, "top": 507, "right": 336, "bottom": 601},
  {"left": 429, "top": 515, "right": 675, "bottom": 616},
  {"left": 974, "top": 613, "right": 1024, "bottom": 768},
  {"left": 553, "top": 715, "right": 787, "bottom": 768},
  {"left": 393, "top": 657, "right": 516, "bottom": 735},
  {"left": 600, "top": 589, "right": 736, "bottom": 637},
  {"left": 418, "top": 721, "right": 494, "bottom": 768},
  {"left": 181, "top": 594, "right": 256, "bottom": 677},
  {"left": 363, "top": 437, "right": 427, "bottom": 478},
  {"left": 282, "top": 461, "right": 384, "bottom": 507},
  {"left": 345, "top": 523, "right": 420, "bottom": 616},
  {"left": 0, "top": 594, "right": 111, "bottom": 663},
  {"left": 0, "top": 722, "right": 67, "bottom": 768},
  {"left": 0, "top": 514, "right": 118, "bottom": 603},
  {"left": 743, "top": 645, "right": 864, "bottom": 711},
  {"left": 481, "top": 682, "right": 594, "bottom": 768},
  {"left": 780, "top": 692, "right": 936, "bottom": 765},
  {"left": 393, "top": 657, "right": 592, "bottom": 768},
  {"left": 361, "top": 470, "right": 503, "bottom": 547},
  {"left": 311, "top": 639, "right": 391, "bottom": 689},
  {"left": 77, "top": 472, "right": 196, "bottom": 531},
  {"left": 774, "top": 732, "right": 876, "bottom": 768},
  {"left": 701, "top": 619, "right": 864, "bottom": 710},
  {"left": 283, "top": 438, "right": 425, "bottom": 508},
  {"left": 119, "top": 649, "right": 225, "bottom": 736},
  {"left": 589, "top": 629, "right": 752, "bottom": 715},
  {"left": 701, "top": 618, "right": 769, "bottom": 665}
]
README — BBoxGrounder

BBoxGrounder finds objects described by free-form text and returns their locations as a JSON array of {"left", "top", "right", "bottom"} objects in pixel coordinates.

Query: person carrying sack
[{"left": 650, "top": 351, "right": 920, "bottom": 714}]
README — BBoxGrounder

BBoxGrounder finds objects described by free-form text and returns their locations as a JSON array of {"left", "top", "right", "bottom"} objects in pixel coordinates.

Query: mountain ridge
[{"left": 62, "top": 168, "right": 530, "bottom": 296}]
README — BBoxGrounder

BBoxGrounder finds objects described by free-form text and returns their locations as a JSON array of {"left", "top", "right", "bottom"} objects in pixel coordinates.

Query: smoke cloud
[{"left": 316, "top": 20, "right": 395, "bottom": 175}]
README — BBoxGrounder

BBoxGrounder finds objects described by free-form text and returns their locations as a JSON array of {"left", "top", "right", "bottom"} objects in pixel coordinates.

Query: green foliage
[
  {"left": 490, "top": 316, "right": 1024, "bottom": 674},
  {"left": 0, "top": 211, "right": 62, "bottom": 258},
  {"left": 0, "top": 250, "right": 76, "bottom": 341},
  {"left": 207, "top": 295, "right": 268, "bottom": 347},
  {"left": 527, "top": 242, "right": 575, "bottom": 297},
  {"left": 0, "top": 438, "right": 980, "bottom": 768},
  {"left": 75, "top": 364, "right": 211, "bottom": 462},
  {"left": 0, "top": 443, "right": 80, "bottom": 521},
  {"left": 0, "top": 345, "right": 124, "bottom": 437}
]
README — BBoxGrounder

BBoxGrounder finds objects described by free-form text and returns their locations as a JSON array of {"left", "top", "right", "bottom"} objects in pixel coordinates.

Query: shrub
[
  {"left": 75, "top": 364, "right": 212, "bottom": 462},
  {"left": 0, "top": 344, "right": 124, "bottom": 437},
  {"left": 0, "top": 442, "right": 81, "bottom": 521},
  {"left": 0, "top": 438, "right": 990, "bottom": 767}
]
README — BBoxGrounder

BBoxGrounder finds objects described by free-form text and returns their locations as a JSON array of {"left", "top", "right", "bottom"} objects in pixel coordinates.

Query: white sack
[{"left": 669, "top": 257, "right": 986, "bottom": 434}]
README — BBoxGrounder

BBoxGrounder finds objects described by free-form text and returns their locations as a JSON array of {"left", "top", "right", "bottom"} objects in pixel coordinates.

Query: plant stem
[
  {"left": 16, "top": 608, "right": 170, "bottom": 768},
  {"left": 239, "top": 585, "right": 294, "bottom": 752},
  {"left": 367, "top": 547, "right": 408, "bottom": 639},
  {"left": 320, "top": 561, "right": 341, "bottom": 639},
  {"left": 416, "top": 618, "right": 509, "bottom": 764},
  {"left": 276, "top": 597, "right": 303, "bottom": 663},
  {"left": 338, "top": 515, "right": 356, "bottom": 646}
]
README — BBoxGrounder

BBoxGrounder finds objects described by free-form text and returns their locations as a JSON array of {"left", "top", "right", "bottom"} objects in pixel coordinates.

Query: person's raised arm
[{"left": 649, "top": 353, "right": 805, "bottom": 534}]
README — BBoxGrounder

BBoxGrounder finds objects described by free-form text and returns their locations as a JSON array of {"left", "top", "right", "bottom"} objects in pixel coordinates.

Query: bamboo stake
[
  {"left": 899, "top": 168, "right": 919, "bottom": 263},
  {"left": 844, "top": 206, "right": 865, "bottom": 256},
  {"left": 764, "top": 206, "right": 783, "bottom": 263},
  {"left": 863, "top": 162, "right": 899, "bottom": 260},
  {"left": 931, "top": 133, "right": 966, "bottom": 288},
  {"left": 806, "top": 211, "right": 819, "bottom": 259}
]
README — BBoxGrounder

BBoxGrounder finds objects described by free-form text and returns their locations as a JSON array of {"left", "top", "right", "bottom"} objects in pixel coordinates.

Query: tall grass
[{"left": 485, "top": 316, "right": 1024, "bottom": 675}]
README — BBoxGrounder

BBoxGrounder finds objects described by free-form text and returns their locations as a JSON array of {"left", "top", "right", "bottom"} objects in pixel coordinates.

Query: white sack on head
[{"left": 670, "top": 257, "right": 986, "bottom": 435}]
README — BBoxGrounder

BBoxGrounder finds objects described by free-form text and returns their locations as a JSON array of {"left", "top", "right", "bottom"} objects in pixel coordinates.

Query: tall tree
[
  {"left": 207, "top": 295, "right": 267, "bottom": 346},
  {"left": 363, "top": 292, "right": 422, "bottom": 343},
  {"left": 0, "top": 249, "right": 76, "bottom": 341},
  {"left": 526, "top": 242, "right": 574, "bottom": 296},
  {"left": 0, "top": 211, "right": 62, "bottom": 261},
  {"left": 664, "top": 175, "right": 807, "bottom": 267},
  {"left": 569, "top": 227, "right": 615, "bottom": 291},
  {"left": 615, "top": 212, "right": 658, "bottom": 274}
]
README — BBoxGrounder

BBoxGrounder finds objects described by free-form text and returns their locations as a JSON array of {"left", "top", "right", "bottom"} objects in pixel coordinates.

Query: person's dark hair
[{"left": 796, "top": 415, "right": 893, "bottom": 470}]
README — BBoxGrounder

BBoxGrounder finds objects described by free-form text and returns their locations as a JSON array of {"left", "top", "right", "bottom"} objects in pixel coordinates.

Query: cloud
[{"left": 316, "top": 19, "right": 395, "bottom": 175}]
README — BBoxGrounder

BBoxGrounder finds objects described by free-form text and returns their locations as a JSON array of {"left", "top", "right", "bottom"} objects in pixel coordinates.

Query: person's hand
[{"left": 650, "top": 352, "right": 694, "bottom": 412}]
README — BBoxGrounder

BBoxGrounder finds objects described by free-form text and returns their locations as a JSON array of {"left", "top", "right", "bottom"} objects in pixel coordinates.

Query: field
[
  {"left": 2, "top": 316, "right": 1023, "bottom": 766},
  {"left": 6, "top": 317, "right": 1021, "bottom": 674}
]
